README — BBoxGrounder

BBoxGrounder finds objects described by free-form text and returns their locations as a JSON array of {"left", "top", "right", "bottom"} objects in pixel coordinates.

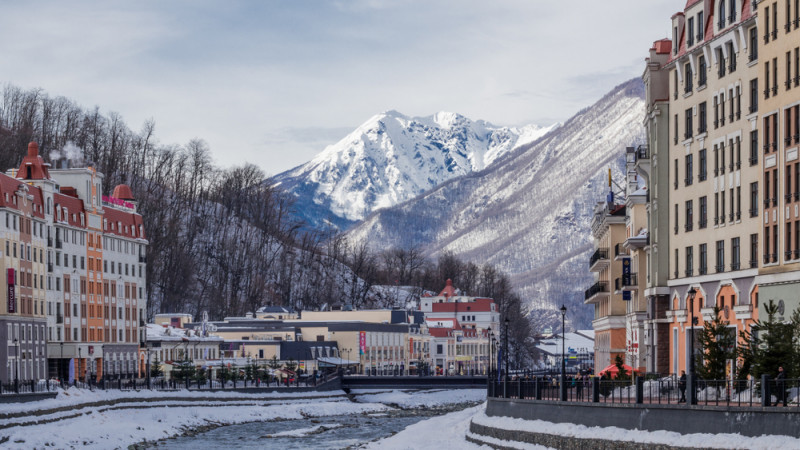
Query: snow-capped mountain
[
  {"left": 272, "top": 110, "right": 557, "bottom": 230},
  {"left": 345, "top": 79, "right": 646, "bottom": 328}
]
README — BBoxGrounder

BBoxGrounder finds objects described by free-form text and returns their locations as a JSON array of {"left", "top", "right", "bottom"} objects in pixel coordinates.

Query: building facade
[
  {"left": 755, "top": 0, "right": 800, "bottom": 321},
  {"left": 0, "top": 142, "right": 148, "bottom": 383}
]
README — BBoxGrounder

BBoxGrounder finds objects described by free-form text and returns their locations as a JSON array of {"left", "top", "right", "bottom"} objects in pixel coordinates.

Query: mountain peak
[{"left": 273, "top": 110, "right": 558, "bottom": 225}]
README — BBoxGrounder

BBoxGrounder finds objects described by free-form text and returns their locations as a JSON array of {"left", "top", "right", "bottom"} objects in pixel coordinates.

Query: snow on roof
[
  {"left": 535, "top": 331, "right": 594, "bottom": 356},
  {"left": 146, "top": 323, "right": 222, "bottom": 342}
]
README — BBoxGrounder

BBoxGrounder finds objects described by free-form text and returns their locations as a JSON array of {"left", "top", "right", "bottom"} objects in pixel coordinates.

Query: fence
[
  {"left": 488, "top": 374, "right": 800, "bottom": 408},
  {"left": 0, "top": 372, "right": 340, "bottom": 396}
]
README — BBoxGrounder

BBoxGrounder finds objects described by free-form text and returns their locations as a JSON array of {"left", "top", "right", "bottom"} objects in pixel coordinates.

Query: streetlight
[
  {"left": 503, "top": 318, "right": 509, "bottom": 398},
  {"left": 560, "top": 304, "right": 567, "bottom": 401},
  {"left": 13, "top": 338, "right": 19, "bottom": 388},
  {"left": 688, "top": 287, "right": 697, "bottom": 405},
  {"left": 486, "top": 327, "right": 492, "bottom": 377}
]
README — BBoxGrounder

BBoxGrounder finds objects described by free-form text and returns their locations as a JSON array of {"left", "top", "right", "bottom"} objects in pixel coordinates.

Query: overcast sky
[{"left": 0, "top": 0, "right": 678, "bottom": 175}]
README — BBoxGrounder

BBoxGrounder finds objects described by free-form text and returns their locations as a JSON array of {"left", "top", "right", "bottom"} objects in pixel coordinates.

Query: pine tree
[
  {"left": 695, "top": 306, "right": 736, "bottom": 380},
  {"left": 150, "top": 355, "right": 163, "bottom": 378},
  {"left": 614, "top": 354, "right": 629, "bottom": 380},
  {"left": 738, "top": 300, "right": 796, "bottom": 379}
]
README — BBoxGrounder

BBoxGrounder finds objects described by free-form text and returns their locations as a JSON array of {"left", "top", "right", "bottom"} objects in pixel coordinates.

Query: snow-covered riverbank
[{"left": 0, "top": 388, "right": 486, "bottom": 449}]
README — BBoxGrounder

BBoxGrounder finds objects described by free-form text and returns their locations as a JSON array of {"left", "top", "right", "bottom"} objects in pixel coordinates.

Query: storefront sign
[
  {"left": 359, "top": 331, "right": 366, "bottom": 355},
  {"left": 6, "top": 268, "right": 14, "bottom": 314}
]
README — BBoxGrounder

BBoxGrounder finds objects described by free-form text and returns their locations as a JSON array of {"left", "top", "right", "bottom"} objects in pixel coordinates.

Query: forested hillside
[{"left": 0, "top": 84, "right": 535, "bottom": 361}]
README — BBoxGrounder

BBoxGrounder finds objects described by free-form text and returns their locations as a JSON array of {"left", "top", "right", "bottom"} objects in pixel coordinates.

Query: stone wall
[
  {"left": 468, "top": 422, "right": 717, "bottom": 450},
  {"left": 487, "top": 397, "right": 800, "bottom": 438}
]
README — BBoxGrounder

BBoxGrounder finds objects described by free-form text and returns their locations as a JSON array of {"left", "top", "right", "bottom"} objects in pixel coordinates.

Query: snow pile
[
  {"left": 351, "top": 389, "right": 486, "bottom": 408},
  {"left": 471, "top": 408, "right": 800, "bottom": 449},
  {"left": 0, "top": 399, "right": 387, "bottom": 448},
  {"left": 365, "top": 404, "right": 548, "bottom": 450}
]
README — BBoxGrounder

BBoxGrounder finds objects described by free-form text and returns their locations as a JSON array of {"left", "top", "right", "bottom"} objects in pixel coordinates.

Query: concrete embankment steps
[{"left": 466, "top": 420, "right": 722, "bottom": 450}]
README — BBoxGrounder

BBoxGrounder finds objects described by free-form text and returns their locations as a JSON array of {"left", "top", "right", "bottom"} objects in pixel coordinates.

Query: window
[
  {"left": 715, "top": 192, "right": 720, "bottom": 225},
  {"left": 685, "top": 154, "right": 694, "bottom": 185},
  {"left": 675, "top": 203, "right": 679, "bottom": 234},
  {"left": 685, "top": 108, "right": 693, "bottom": 139},
  {"left": 750, "top": 182, "right": 759, "bottom": 217},
  {"left": 750, "top": 27, "right": 758, "bottom": 62},
  {"left": 699, "top": 102, "right": 707, "bottom": 133},
  {"left": 727, "top": 42, "right": 737, "bottom": 73},
  {"left": 675, "top": 249, "right": 679, "bottom": 278},
  {"left": 750, "top": 234, "right": 758, "bottom": 268},
  {"left": 674, "top": 114, "right": 679, "bottom": 144},
  {"left": 685, "top": 200, "right": 694, "bottom": 232},
  {"left": 688, "top": 17, "right": 695, "bottom": 47},
  {"left": 674, "top": 159, "right": 679, "bottom": 189},
  {"left": 699, "top": 55, "right": 707, "bottom": 86},
  {"left": 685, "top": 246, "right": 694, "bottom": 277},
  {"left": 718, "top": 48, "right": 726, "bottom": 78},
  {"left": 766, "top": 60, "right": 771, "bottom": 98},
  {"left": 732, "top": 237, "right": 741, "bottom": 270},
  {"left": 719, "top": 0, "right": 727, "bottom": 28},
  {"left": 700, "top": 196, "right": 708, "bottom": 228},
  {"left": 716, "top": 240, "right": 725, "bottom": 272},
  {"left": 699, "top": 148, "right": 707, "bottom": 180},
  {"left": 700, "top": 243, "right": 708, "bottom": 275},
  {"left": 685, "top": 63, "right": 693, "bottom": 93}
]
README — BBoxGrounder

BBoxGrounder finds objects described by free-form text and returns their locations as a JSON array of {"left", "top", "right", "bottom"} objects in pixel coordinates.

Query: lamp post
[
  {"left": 78, "top": 347, "right": 82, "bottom": 383},
  {"left": 13, "top": 338, "right": 19, "bottom": 389},
  {"left": 59, "top": 342, "right": 64, "bottom": 383},
  {"left": 687, "top": 287, "right": 697, "bottom": 405},
  {"left": 486, "top": 327, "right": 492, "bottom": 377},
  {"left": 560, "top": 305, "right": 567, "bottom": 401},
  {"left": 503, "top": 318, "right": 509, "bottom": 398}
]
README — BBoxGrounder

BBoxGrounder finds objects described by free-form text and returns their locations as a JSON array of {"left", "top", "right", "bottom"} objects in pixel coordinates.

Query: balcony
[
  {"left": 624, "top": 233, "right": 649, "bottom": 250},
  {"left": 614, "top": 243, "right": 628, "bottom": 260},
  {"left": 589, "top": 248, "right": 609, "bottom": 272},
  {"left": 585, "top": 281, "right": 609, "bottom": 303},
  {"left": 614, "top": 274, "right": 639, "bottom": 293}
]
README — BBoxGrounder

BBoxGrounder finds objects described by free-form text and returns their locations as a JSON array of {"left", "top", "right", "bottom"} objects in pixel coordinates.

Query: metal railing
[{"left": 488, "top": 375, "right": 800, "bottom": 409}]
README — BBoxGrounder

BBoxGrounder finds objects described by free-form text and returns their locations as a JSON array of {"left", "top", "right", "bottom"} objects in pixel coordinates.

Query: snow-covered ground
[
  {"left": 469, "top": 408, "right": 800, "bottom": 450},
  {"left": 350, "top": 388, "right": 486, "bottom": 408},
  {"left": 5, "top": 387, "right": 800, "bottom": 449}
]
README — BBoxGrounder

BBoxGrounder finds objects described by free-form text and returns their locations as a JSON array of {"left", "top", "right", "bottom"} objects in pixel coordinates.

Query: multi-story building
[
  {"left": 660, "top": 0, "right": 760, "bottom": 376},
  {"left": 641, "top": 39, "right": 674, "bottom": 374},
  {"left": 586, "top": 197, "right": 627, "bottom": 371},
  {"left": 755, "top": 0, "right": 800, "bottom": 320},
  {"left": 622, "top": 149, "right": 650, "bottom": 372},
  {"left": 5, "top": 142, "right": 147, "bottom": 383}
]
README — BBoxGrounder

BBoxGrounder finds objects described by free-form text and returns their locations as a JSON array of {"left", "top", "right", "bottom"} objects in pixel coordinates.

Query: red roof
[
  {"left": 431, "top": 297, "right": 495, "bottom": 313},
  {"left": 54, "top": 192, "right": 86, "bottom": 228},
  {"left": 111, "top": 184, "right": 134, "bottom": 201},
  {"left": 0, "top": 172, "right": 44, "bottom": 215},
  {"left": 652, "top": 39, "right": 672, "bottom": 55},
  {"left": 104, "top": 205, "right": 146, "bottom": 240},
  {"left": 17, "top": 142, "right": 51, "bottom": 181},
  {"left": 438, "top": 279, "right": 458, "bottom": 297}
]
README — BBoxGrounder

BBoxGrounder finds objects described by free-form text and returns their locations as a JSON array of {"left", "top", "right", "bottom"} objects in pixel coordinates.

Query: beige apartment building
[
  {"left": 665, "top": 0, "right": 761, "bottom": 376},
  {"left": 756, "top": 0, "right": 800, "bottom": 320},
  {"left": 586, "top": 198, "right": 627, "bottom": 371},
  {"left": 641, "top": 39, "right": 673, "bottom": 374},
  {"left": 622, "top": 150, "right": 650, "bottom": 372}
]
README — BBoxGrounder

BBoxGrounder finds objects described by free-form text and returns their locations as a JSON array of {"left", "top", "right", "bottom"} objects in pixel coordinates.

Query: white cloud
[{"left": 0, "top": 0, "right": 679, "bottom": 174}]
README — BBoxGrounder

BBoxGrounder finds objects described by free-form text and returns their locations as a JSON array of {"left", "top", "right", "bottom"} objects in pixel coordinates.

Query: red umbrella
[{"left": 598, "top": 363, "right": 636, "bottom": 378}]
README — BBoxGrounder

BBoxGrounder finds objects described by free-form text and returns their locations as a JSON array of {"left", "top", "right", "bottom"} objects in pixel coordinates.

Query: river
[{"left": 155, "top": 408, "right": 452, "bottom": 449}]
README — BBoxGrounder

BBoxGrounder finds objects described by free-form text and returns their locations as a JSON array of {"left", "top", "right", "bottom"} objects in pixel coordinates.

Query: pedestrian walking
[
  {"left": 774, "top": 366, "right": 787, "bottom": 407},
  {"left": 678, "top": 370, "right": 687, "bottom": 403}
]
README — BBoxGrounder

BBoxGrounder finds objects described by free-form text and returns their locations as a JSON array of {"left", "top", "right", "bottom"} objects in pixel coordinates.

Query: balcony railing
[
  {"left": 715, "top": 264, "right": 725, "bottom": 273},
  {"left": 750, "top": 259, "right": 758, "bottom": 268},
  {"left": 750, "top": 208, "right": 758, "bottom": 218},
  {"left": 589, "top": 248, "right": 609, "bottom": 269},
  {"left": 614, "top": 243, "right": 627, "bottom": 258},
  {"left": 614, "top": 274, "right": 638, "bottom": 291},
  {"left": 585, "top": 281, "right": 609, "bottom": 300}
]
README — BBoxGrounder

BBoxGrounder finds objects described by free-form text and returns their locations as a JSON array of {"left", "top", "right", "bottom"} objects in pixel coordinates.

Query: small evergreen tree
[
  {"left": 738, "top": 300, "right": 796, "bottom": 379},
  {"left": 150, "top": 355, "right": 163, "bottom": 378},
  {"left": 285, "top": 358, "right": 298, "bottom": 372},
  {"left": 613, "top": 354, "right": 629, "bottom": 380},
  {"left": 268, "top": 355, "right": 280, "bottom": 370},
  {"left": 193, "top": 367, "right": 208, "bottom": 385},
  {"left": 695, "top": 306, "right": 736, "bottom": 380}
]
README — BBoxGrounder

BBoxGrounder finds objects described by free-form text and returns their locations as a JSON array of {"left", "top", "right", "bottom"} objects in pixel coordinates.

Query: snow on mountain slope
[
  {"left": 272, "top": 110, "right": 556, "bottom": 228},
  {"left": 345, "top": 79, "right": 646, "bottom": 328}
]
